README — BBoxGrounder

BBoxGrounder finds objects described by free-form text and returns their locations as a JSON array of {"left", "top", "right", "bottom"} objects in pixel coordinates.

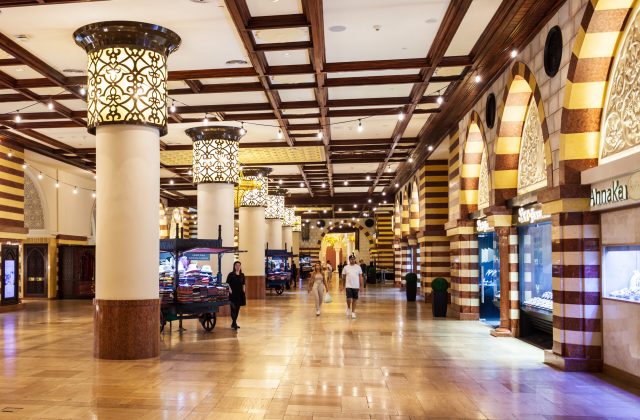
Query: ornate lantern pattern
[
  {"left": 292, "top": 216, "right": 302, "bottom": 232},
  {"left": 240, "top": 167, "right": 271, "bottom": 207},
  {"left": 74, "top": 21, "right": 181, "bottom": 136},
  {"left": 265, "top": 189, "right": 286, "bottom": 220},
  {"left": 185, "top": 126, "right": 243, "bottom": 184},
  {"left": 283, "top": 207, "right": 296, "bottom": 227}
]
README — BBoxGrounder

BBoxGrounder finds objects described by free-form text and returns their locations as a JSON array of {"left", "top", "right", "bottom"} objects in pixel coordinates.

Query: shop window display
[
  {"left": 602, "top": 245, "right": 640, "bottom": 302},
  {"left": 159, "top": 253, "right": 229, "bottom": 305},
  {"left": 518, "top": 222, "right": 553, "bottom": 313},
  {"left": 478, "top": 232, "right": 500, "bottom": 323}
]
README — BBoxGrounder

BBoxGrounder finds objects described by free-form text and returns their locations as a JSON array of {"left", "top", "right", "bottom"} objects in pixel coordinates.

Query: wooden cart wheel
[
  {"left": 160, "top": 311, "right": 166, "bottom": 333},
  {"left": 199, "top": 313, "right": 217, "bottom": 332},
  {"left": 276, "top": 285, "right": 284, "bottom": 295}
]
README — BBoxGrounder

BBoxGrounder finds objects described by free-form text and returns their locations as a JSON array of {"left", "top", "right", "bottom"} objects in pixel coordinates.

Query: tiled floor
[{"left": 1, "top": 283, "right": 640, "bottom": 419}]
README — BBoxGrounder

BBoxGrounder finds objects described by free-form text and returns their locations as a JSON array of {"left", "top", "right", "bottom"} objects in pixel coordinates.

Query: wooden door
[{"left": 24, "top": 244, "right": 48, "bottom": 297}]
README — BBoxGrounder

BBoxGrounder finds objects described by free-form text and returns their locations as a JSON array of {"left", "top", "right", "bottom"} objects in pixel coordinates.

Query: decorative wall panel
[
  {"left": 517, "top": 98, "right": 547, "bottom": 194},
  {"left": 478, "top": 149, "right": 490, "bottom": 210},
  {"left": 24, "top": 175, "right": 44, "bottom": 230}
]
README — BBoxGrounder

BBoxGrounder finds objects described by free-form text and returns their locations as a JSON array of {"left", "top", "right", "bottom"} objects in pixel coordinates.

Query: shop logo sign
[
  {"left": 591, "top": 179, "right": 628, "bottom": 207},
  {"left": 518, "top": 207, "right": 546, "bottom": 224},
  {"left": 476, "top": 219, "right": 490, "bottom": 232}
]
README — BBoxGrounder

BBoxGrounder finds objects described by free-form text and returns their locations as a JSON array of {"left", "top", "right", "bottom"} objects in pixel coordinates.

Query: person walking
[
  {"left": 226, "top": 261, "right": 246, "bottom": 330},
  {"left": 359, "top": 259, "right": 367, "bottom": 288},
  {"left": 341, "top": 255, "right": 363, "bottom": 319},
  {"left": 291, "top": 261, "right": 298, "bottom": 288},
  {"left": 308, "top": 262, "right": 329, "bottom": 316}
]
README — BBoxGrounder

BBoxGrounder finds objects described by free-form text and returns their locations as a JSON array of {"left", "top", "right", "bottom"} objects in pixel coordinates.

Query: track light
[{"left": 357, "top": 119, "right": 363, "bottom": 133}]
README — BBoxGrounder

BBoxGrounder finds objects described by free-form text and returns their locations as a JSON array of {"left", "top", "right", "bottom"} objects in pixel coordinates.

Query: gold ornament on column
[
  {"left": 185, "top": 126, "right": 244, "bottom": 184},
  {"left": 74, "top": 21, "right": 181, "bottom": 136}
]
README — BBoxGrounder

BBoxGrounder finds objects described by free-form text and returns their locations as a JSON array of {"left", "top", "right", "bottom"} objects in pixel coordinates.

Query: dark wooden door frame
[{"left": 24, "top": 244, "right": 48, "bottom": 298}]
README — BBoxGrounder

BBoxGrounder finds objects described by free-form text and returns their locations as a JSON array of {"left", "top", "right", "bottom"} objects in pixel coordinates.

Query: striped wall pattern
[
  {"left": 448, "top": 131, "right": 461, "bottom": 223},
  {"left": 394, "top": 241, "right": 402, "bottom": 284},
  {"left": 560, "top": 0, "right": 634, "bottom": 184},
  {"left": 508, "top": 228, "right": 520, "bottom": 335},
  {"left": 550, "top": 211, "right": 602, "bottom": 370},
  {"left": 375, "top": 213, "right": 394, "bottom": 270},
  {"left": 448, "top": 222, "right": 479, "bottom": 320},
  {"left": 409, "top": 180, "right": 420, "bottom": 236},
  {"left": 494, "top": 62, "right": 551, "bottom": 205},
  {"left": 460, "top": 114, "right": 486, "bottom": 217},
  {"left": 401, "top": 189, "right": 410, "bottom": 238},
  {"left": 421, "top": 160, "right": 450, "bottom": 296},
  {"left": 393, "top": 198, "right": 401, "bottom": 239},
  {"left": 0, "top": 143, "right": 27, "bottom": 242}
]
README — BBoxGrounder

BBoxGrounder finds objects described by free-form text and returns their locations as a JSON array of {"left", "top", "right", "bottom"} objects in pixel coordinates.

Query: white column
[
  {"left": 266, "top": 218, "right": 283, "bottom": 250},
  {"left": 198, "top": 182, "right": 235, "bottom": 276},
  {"left": 239, "top": 206, "right": 265, "bottom": 276},
  {"left": 95, "top": 125, "right": 159, "bottom": 300},
  {"left": 282, "top": 226, "right": 293, "bottom": 251}
]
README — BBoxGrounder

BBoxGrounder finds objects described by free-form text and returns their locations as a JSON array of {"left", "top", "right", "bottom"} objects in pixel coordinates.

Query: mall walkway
[{"left": 1, "top": 286, "right": 640, "bottom": 419}]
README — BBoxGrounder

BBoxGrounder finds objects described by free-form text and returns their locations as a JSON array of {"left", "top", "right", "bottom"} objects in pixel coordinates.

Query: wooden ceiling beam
[
  {"left": 254, "top": 41, "right": 312, "bottom": 52},
  {"left": 247, "top": 14, "right": 309, "bottom": 30}
]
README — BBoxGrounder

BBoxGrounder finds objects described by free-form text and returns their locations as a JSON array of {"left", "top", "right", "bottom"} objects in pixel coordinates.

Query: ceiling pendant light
[
  {"left": 368, "top": 198, "right": 372, "bottom": 203},
  {"left": 203, "top": 114, "right": 209, "bottom": 125},
  {"left": 79, "top": 86, "right": 86, "bottom": 95},
  {"left": 278, "top": 179, "right": 283, "bottom": 185},
  {"left": 92, "top": 191, "right": 96, "bottom": 198},
  {"left": 408, "top": 157, "right": 414, "bottom": 163},
  {"left": 394, "top": 183, "right": 399, "bottom": 188},
  {"left": 73, "top": 186, "right": 78, "bottom": 194},
  {"left": 170, "top": 101, "right": 176, "bottom": 113},
  {"left": 38, "top": 172, "right": 43, "bottom": 180},
  {"left": 7, "top": 150, "right": 12, "bottom": 158},
  {"left": 299, "top": 182, "right": 304, "bottom": 187},
  {"left": 357, "top": 119, "right": 363, "bottom": 133},
  {"left": 338, "top": 207, "right": 342, "bottom": 212},
  {"left": 353, "top": 204, "right": 357, "bottom": 208},
  {"left": 14, "top": 114, "right": 21, "bottom": 123},
  {"left": 321, "top": 182, "right": 326, "bottom": 188},
  {"left": 55, "top": 181, "right": 60, "bottom": 188},
  {"left": 474, "top": 74, "right": 481, "bottom": 83},
  {"left": 47, "top": 100, "right": 54, "bottom": 110},
  {"left": 343, "top": 180, "right": 348, "bottom": 186},
  {"left": 169, "top": 179, "right": 174, "bottom": 185},
  {"left": 382, "top": 191, "right": 386, "bottom": 196},
  {"left": 436, "top": 95, "right": 444, "bottom": 105},
  {"left": 428, "top": 145, "right": 434, "bottom": 151},
  {"left": 510, "top": 49, "right": 518, "bottom": 58},
  {"left": 22, "top": 163, "right": 27, "bottom": 169},
  {"left": 398, "top": 111, "right": 405, "bottom": 121},
  {"left": 317, "top": 130, "right": 323, "bottom": 140},
  {"left": 366, "top": 175, "right": 371, "bottom": 181},
  {"left": 277, "top": 128, "right": 283, "bottom": 139},
  {"left": 239, "top": 123, "right": 246, "bottom": 136}
]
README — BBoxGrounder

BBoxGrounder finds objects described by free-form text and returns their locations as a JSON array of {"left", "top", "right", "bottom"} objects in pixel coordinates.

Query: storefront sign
[
  {"left": 476, "top": 219, "right": 491, "bottom": 232},
  {"left": 184, "top": 252, "right": 211, "bottom": 261},
  {"left": 517, "top": 206, "right": 548, "bottom": 224},
  {"left": 590, "top": 171, "right": 640, "bottom": 210}
]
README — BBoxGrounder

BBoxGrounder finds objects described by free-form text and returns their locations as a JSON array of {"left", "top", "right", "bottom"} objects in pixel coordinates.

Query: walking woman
[
  {"left": 308, "top": 262, "right": 329, "bottom": 316},
  {"left": 226, "top": 261, "right": 246, "bottom": 330}
]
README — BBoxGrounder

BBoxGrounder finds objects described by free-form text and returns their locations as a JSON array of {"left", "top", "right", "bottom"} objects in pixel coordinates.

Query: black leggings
[{"left": 230, "top": 303, "right": 241, "bottom": 326}]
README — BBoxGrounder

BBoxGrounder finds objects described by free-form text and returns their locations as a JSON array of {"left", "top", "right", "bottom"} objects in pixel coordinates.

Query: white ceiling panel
[
  {"left": 0, "top": 65, "right": 44, "bottom": 79},
  {"left": 428, "top": 140, "right": 448, "bottom": 160},
  {"left": 200, "top": 77, "right": 260, "bottom": 84},
  {"left": 160, "top": 168, "right": 176, "bottom": 178},
  {"left": 329, "top": 84, "right": 412, "bottom": 100},
  {"left": 264, "top": 50, "right": 310, "bottom": 66},
  {"left": 330, "top": 115, "right": 397, "bottom": 140},
  {"left": 328, "top": 69, "right": 419, "bottom": 78},
  {"left": 287, "top": 187, "right": 309, "bottom": 194},
  {"left": 270, "top": 165, "right": 302, "bottom": 176},
  {"left": 403, "top": 114, "right": 430, "bottom": 137},
  {"left": 445, "top": 0, "right": 501, "bottom": 56},
  {"left": 434, "top": 66, "right": 466, "bottom": 77},
  {"left": 333, "top": 162, "right": 380, "bottom": 174},
  {"left": 334, "top": 186, "right": 371, "bottom": 193},
  {"left": 324, "top": 0, "right": 450, "bottom": 62},
  {"left": 246, "top": 0, "right": 301, "bottom": 16},
  {"left": 172, "top": 91, "right": 268, "bottom": 106},
  {"left": 35, "top": 127, "right": 93, "bottom": 148},
  {"left": 0, "top": 0, "right": 249, "bottom": 72},
  {"left": 278, "top": 89, "right": 317, "bottom": 102},
  {"left": 56, "top": 99, "right": 87, "bottom": 112},
  {"left": 253, "top": 27, "right": 309, "bottom": 44},
  {"left": 282, "top": 108, "right": 320, "bottom": 115}
]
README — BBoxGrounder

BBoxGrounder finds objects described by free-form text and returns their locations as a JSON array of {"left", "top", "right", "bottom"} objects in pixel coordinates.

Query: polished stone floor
[{"left": 1, "top": 283, "right": 640, "bottom": 419}]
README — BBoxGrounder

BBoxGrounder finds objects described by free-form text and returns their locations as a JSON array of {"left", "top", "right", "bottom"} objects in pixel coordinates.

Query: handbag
[{"left": 324, "top": 292, "right": 333, "bottom": 303}]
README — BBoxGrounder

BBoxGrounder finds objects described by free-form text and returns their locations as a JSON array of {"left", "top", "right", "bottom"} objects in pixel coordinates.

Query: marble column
[
  {"left": 74, "top": 21, "right": 180, "bottom": 359},
  {"left": 265, "top": 191, "right": 286, "bottom": 250},
  {"left": 266, "top": 219, "right": 283, "bottom": 250}
]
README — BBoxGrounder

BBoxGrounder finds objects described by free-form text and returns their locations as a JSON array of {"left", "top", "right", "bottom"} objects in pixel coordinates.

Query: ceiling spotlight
[
  {"left": 38, "top": 173, "right": 43, "bottom": 180},
  {"left": 278, "top": 179, "right": 283, "bottom": 185},
  {"left": 170, "top": 102, "right": 176, "bottom": 113},
  {"left": 338, "top": 207, "right": 342, "bottom": 212},
  {"left": 299, "top": 182, "right": 304, "bottom": 188},
  {"left": 73, "top": 186, "right": 78, "bottom": 194},
  {"left": 343, "top": 180, "right": 348, "bottom": 186},
  {"left": 510, "top": 49, "right": 518, "bottom": 58},
  {"left": 474, "top": 74, "right": 481, "bottom": 83},
  {"left": 317, "top": 131, "right": 323, "bottom": 140},
  {"left": 437, "top": 95, "right": 444, "bottom": 105},
  {"left": 428, "top": 145, "right": 434, "bottom": 151},
  {"left": 14, "top": 114, "right": 21, "bottom": 123},
  {"left": 47, "top": 101, "right": 54, "bottom": 110},
  {"left": 398, "top": 111, "right": 405, "bottom": 121},
  {"left": 79, "top": 86, "right": 86, "bottom": 95},
  {"left": 395, "top": 183, "right": 399, "bottom": 188},
  {"left": 277, "top": 128, "right": 283, "bottom": 139},
  {"left": 366, "top": 175, "right": 371, "bottom": 181},
  {"left": 169, "top": 179, "right": 174, "bottom": 185},
  {"left": 321, "top": 182, "right": 326, "bottom": 188},
  {"left": 368, "top": 198, "right": 372, "bottom": 203},
  {"left": 239, "top": 123, "right": 246, "bottom": 135},
  {"left": 408, "top": 157, "right": 414, "bottom": 163},
  {"left": 357, "top": 119, "right": 363, "bottom": 133}
]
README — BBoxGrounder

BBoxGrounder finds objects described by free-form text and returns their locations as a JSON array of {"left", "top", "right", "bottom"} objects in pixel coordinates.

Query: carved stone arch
[
  {"left": 494, "top": 61, "right": 550, "bottom": 203},
  {"left": 24, "top": 170, "right": 47, "bottom": 231},
  {"left": 517, "top": 96, "right": 548, "bottom": 194},
  {"left": 560, "top": 1, "right": 636, "bottom": 183},
  {"left": 460, "top": 111, "right": 489, "bottom": 216}
]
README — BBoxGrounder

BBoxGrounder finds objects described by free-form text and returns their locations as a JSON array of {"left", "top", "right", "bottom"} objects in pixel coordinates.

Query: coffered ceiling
[{"left": 0, "top": 0, "right": 565, "bottom": 217}]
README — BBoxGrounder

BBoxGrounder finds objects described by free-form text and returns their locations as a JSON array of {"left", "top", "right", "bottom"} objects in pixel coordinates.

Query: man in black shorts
[{"left": 340, "top": 255, "right": 363, "bottom": 319}]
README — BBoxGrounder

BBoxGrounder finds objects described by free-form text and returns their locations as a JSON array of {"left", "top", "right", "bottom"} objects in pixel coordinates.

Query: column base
[
  {"left": 490, "top": 327, "right": 513, "bottom": 337},
  {"left": 94, "top": 299, "right": 159, "bottom": 360},
  {"left": 245, "top": 275, "right": 266, "bottom": 300},
  {"left": 544, "top": 350, "right": 603, "bottom": 372},
  {"left": 451, "top": 305, "right": 480, "bottom": 320}
]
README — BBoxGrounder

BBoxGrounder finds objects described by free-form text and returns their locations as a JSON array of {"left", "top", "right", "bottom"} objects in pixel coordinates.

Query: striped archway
[
  {"left": 409, "top": 178, "right": 420, "bottom": 236},
  {"left": 317, "top": 221, "right": 376, "bottom": 255},
  {"left": 460, "top": 111, "right": 488, "bottom": 217},
  {"left": 493, "top": 62, "right": 551, "bottom": 205}
]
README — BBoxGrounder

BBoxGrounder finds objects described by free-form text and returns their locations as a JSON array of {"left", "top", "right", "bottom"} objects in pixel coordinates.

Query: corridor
[{"left": 1, "top": 287, "right": 639, "bottom": 419}]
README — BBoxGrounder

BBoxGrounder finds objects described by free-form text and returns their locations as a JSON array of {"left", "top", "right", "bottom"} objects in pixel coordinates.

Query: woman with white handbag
[{"left": 308, "top": 262, "right": 330, "bottom": 316}]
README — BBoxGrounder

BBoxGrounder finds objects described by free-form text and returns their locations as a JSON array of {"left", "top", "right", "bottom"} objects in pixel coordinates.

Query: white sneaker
[
  {"left": 351, "top": 312, "right": 356, "bottom": 319},
  {"left": 316, "top": 310, "right": 320, "bottom": 316},
  {"left": 346, "top": 307, "right": 351, "bottom": 317}
]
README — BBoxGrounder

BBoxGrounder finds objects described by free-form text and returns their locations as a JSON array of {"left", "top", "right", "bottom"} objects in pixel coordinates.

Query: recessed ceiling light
[
  {"left": 226, "top": 59, "right": 248, "bottom": 65},
  {"left": 329, "top": 25, "right": 347, "bottom": 32}
]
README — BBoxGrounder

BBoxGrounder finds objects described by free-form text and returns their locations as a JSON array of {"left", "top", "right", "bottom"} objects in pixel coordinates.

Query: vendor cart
[
  {"left": 265, "top": 249, "right": 295, "bottom": 295},
  {"left": 159, "top": 234, "right": 238, "bottom": 333}
]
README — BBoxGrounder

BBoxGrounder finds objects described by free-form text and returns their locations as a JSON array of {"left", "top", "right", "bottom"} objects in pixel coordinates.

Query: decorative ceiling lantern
[
  {"left": 240, "top": 167, "right": 272, "bottom": 207},
  {"left": 73, "top": 21, "right": 181, "bottom": 136},
  {"left": 233, "top": 169, "right": 262, "bottom": 209},
  {"left": 283, "top": 207, "right": 296, "bottom": 227},
  {"left": 292, "top": 215, "right": 302, "bottom": 232},
  {"left": 185, "top": 126, "right": 244, "bottom": 184},
  {"left": 265, "top": 188, "right": 287, "bottom": 220}
]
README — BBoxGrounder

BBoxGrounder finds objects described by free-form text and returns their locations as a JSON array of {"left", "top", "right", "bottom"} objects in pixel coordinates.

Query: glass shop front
[{"left": 476, "top": 219, "right": 500, "bottom": 326}]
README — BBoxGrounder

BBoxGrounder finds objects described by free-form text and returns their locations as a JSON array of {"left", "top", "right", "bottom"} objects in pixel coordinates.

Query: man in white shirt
[{"left": 340, "top": 255, "right": 363, "bottom": 319}]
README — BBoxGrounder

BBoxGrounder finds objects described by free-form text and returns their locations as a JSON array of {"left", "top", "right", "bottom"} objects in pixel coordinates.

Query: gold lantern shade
[
  {"left": 73, "top": 21, "right": 181, "bottom": 136},
  {"left": 240, "top": 167, "right": 271, "bottom": 207},
  {"left": 233, "top": 170, "right": 261, "bottom": 209},
  {"left": 283, "top": 207, "right": 296, "bottom": 227},
  {"left": 186, "top": 126, "right": 243, "bottom": 184},
  {"left": 265, "top": 189, "right": 287, "bottom": 220}
]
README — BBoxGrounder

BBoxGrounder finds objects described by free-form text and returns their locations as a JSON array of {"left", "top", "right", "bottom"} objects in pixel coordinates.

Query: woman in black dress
[{"left": 226, "top": 261, "right": 246, "bottom": 330}]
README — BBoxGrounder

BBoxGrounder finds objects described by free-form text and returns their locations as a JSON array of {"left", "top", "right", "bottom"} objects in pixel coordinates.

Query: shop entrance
[
  {"left": 58, "top": 245, "right": 95, "bottom": 299},
  {"left": 478, "top": 232, "right": 500, "bottom": 326},
  {"left": 24, "top": 244, "right": 48, "bottom": 298},
  {"left": 1, "top": 245, "right": 19, "bottom": 305}
]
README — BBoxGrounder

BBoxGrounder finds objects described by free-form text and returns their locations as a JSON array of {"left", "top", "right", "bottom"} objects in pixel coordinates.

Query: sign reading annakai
[{"left": 590, "top": 171, "right": 640, "bottom": 210}]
